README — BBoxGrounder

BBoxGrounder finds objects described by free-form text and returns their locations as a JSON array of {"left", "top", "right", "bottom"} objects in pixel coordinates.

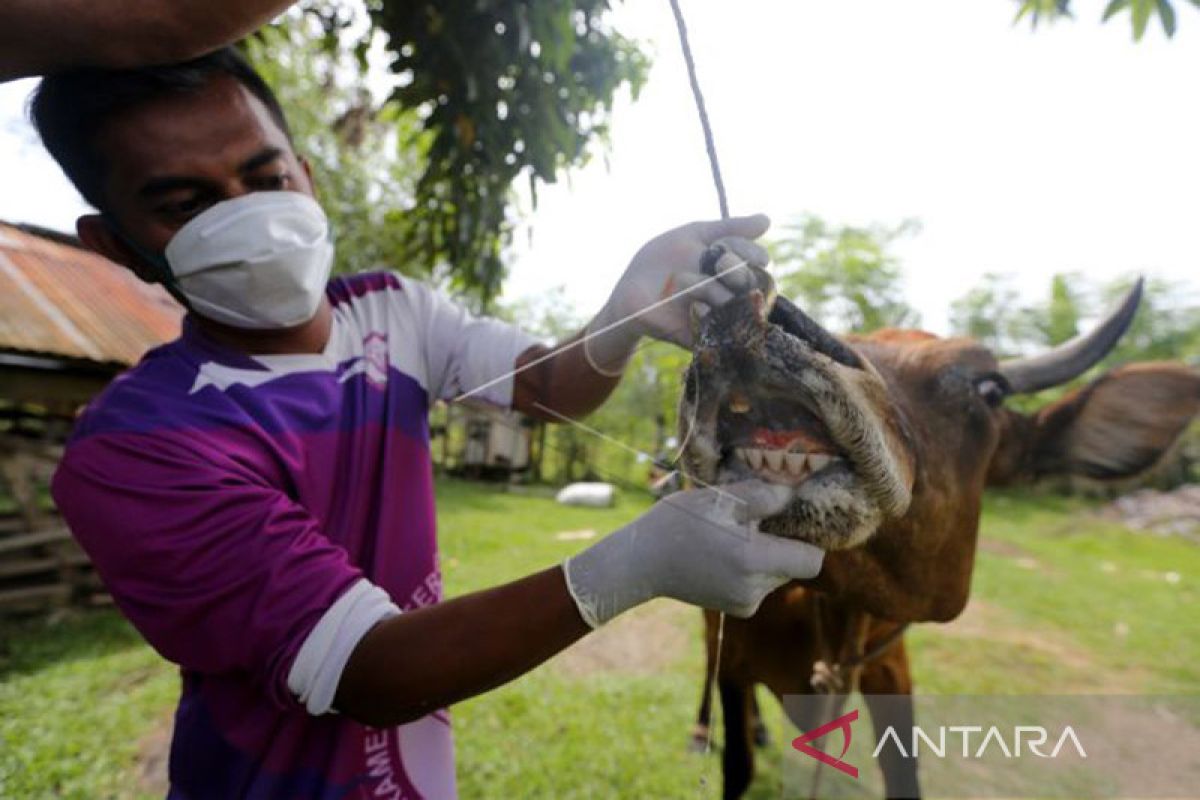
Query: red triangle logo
[{"left": 791, "top": 708, "right": 859, "bottom": 779}]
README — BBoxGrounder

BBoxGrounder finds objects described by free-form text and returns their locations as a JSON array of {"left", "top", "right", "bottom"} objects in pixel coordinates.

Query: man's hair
[{"left": 31, "top": 47, "right": 292, "bottom": 212}]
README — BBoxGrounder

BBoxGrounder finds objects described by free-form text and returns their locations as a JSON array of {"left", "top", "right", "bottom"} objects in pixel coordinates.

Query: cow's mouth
[
  {"left": 715, "top": 394, "right": 849, "bottom": 487},
  {"left": 679, "top": 290, "right": 915, "bottom": 550}
]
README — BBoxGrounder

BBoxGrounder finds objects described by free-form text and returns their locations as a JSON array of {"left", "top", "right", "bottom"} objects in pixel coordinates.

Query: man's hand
[
  {"left": 335, "top": 480, "right": 821, "bottom": 728},
  {"left": 581, "top": 214, "right": 772, "bottom": 376},
  {"left": 0, "top": 1, "right": 295, "bottom": 81},
  {"left": 563, "top": 480, "right": 825, "bottom": 627}
]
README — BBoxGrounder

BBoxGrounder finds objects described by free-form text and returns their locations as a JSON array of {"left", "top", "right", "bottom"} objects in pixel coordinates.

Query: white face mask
[{"left": 163, "top": 191, "right": 334, "bottom": 330}]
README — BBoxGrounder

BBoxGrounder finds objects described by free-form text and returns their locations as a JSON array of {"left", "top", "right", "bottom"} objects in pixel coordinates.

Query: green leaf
[
  {"left": 1157, "top": 0, "right": 1178, "bottom": 34},
  {"left": 1131, "top": 0, "right": 1155, "bottom": 38},
  {"left": 1102, "top": 0, "right": 1131, "bottom": 21}
]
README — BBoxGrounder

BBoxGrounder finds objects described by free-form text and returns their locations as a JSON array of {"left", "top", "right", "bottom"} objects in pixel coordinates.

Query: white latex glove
[
  {"left": 562, "top": 480, "right": 825, "bottom": 628},
  {"left": 582, "top": 215, "right": 772, "bottom": 376}
]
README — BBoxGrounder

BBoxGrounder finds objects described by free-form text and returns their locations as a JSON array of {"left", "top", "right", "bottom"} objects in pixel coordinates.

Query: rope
[
  {"left": 667, "top": 0, "right": 730, "bottom": 220},
  {"left": 662, "top": 4, "right": 737, "bottom": 795},
  {"left": 665, "top": 4, "right": 914, "bottom": 796},
  {"left": 806, "top": 599, "right": 909, "bottom": 800}
]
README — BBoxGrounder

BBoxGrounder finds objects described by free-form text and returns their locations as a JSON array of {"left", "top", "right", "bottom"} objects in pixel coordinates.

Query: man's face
[{"left": 83, "top": 74, "right": 314, "bottom": 276}]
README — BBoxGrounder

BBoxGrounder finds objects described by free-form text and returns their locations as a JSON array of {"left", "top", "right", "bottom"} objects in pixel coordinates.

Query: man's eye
[
  {"left": 156, "top": 197, "right": 209, "bottom": 221},
  {"left": 251, "top": 173, "right": 290, "bottom": 190}
]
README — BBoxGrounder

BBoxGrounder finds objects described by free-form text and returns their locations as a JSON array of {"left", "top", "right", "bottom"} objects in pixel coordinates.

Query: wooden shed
[
  {"left": 434, "top": 404, "right": 537, "bottom": 481},
  {"left": 0, "top": 222, "right": 181, "bottom": 613}
]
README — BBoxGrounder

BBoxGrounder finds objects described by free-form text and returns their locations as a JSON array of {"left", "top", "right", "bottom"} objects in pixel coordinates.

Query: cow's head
[{"left": 679, "top": 281, "right": 1200, "bottom": 621}]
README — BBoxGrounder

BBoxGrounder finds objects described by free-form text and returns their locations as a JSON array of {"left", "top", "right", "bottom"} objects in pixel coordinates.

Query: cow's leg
[
  {"left": 749, "top": 689, "right": 770, "bottom": 748},
  {"left": 690, "top": 610, "right": 721, "bottom": 752},
  {"left": 690, "top": 639, "right": 718, "bottom": 751},
  {"left": 860, "top": 639, "right": 920, "bottom": 800},
  {"left": 695, "top": 680, "right": 768, "bottom": 753},
  {"left": 719, "top": 678, "right": 756, "bottom": 800}
]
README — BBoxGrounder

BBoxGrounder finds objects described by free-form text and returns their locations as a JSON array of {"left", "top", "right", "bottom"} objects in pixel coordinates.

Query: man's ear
[
  {"left": 1029, "top": 362, "right": 1200, "bottom": 481},
  {"left": 299, "top": 156, "right": 317, "bottom": 199},
  {"left": 76, "top": 215, "right": 157, "bottom": 283}
]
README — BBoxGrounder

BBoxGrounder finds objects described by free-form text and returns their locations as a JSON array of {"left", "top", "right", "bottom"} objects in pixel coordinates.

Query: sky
[{"left": 1, "top": 0, "right": 1198, "bottom": 334}]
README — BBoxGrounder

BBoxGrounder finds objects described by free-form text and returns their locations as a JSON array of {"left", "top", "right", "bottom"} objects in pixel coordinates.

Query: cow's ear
[{"left": 1029, "top": 363, "right": 1200, "bottom": 481}]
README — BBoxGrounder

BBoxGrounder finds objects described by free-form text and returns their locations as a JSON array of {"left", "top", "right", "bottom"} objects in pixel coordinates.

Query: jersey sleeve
[
  {"left": 51, "top": 428, "right": 364, "bottom": 711},
  {"left": 393, "top": 274, "right": 543, "bottom": 408}
]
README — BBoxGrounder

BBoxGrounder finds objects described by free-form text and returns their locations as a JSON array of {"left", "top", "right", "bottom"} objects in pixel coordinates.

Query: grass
[
  {"left": 0, "top": 613, "right": 176, "bottom": 798},
  {"left": 1, "top": 480, "right": 1197, "bottom": 798}
]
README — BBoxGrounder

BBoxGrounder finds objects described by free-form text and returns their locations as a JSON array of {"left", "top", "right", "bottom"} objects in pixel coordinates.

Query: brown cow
[{"left": 678, "top": 282, "right": 1200, "bottom": 799}]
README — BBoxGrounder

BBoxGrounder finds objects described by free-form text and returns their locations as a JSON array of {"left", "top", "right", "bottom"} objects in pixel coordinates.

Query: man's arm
[
  {"left": 335, "top": 567, "right": 588, "bottom": 727},
  {"left": 332, "top": 482, "right": 822, "bottom": 729},
  {"left": 0, "top": 0, "right": 295, "bottom": 80},
  {"left": 511, "top": 333, "right": 622, "bottom": 421}
]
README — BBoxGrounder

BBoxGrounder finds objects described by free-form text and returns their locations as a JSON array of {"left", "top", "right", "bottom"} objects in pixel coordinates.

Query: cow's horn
[
  {"left": 999, "top": 277, "right": 1144, "bottom": 394},
  {"left": 768, "top": 296, "right": 865, "bottom": 370}
]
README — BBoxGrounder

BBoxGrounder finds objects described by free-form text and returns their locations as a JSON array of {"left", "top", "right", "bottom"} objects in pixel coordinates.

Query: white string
[
  {"left": 530, "top": 400, "right": 745, "bottom": 509},
  {"left": 671, "top": 338, "right": 703, "bottom": 467},
  {"left": 700, "top": 611, "right": 726, "bottom": 789},
  {"left": 452, "top": 257, "right": 751, "bottom": 404}
]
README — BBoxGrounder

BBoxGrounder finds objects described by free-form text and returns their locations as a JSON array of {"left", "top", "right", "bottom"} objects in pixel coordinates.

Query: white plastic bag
[{"left": 555, "top": 482, "right": 617, "bottom": 508}]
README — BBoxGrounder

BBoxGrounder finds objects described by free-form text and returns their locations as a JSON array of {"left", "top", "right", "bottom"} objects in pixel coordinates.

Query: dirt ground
[
  {"left": 936, "top": 597, "right": 1149, "bottom": 692},
  {"left": 551, "top": 598, "right": 694, "bottom": 678}
]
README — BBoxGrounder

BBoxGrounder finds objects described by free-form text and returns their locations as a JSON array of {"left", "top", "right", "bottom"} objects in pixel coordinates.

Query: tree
[
  {"left": 1012, "top": 272, "right": 1086, "bottom": 348},
  {"left": 1013, "top": 0, "right": 1200, "bottom": 40},
  {"left": 494, "top": 289, "right": 693, "bottom": 487},
  {"left": 948, "top": 272, "right": 1023, "bottom": 352},
  {"left": 1094, "top": 273, "right": 1200, "bottom": 367},
  {"left": 771, "top": 215, "right": 921, "bottom": 334},
  {"left": 245, "top": 20, "right": 427, "bottom": 279},
  {"left": 283, "top": 0, "right": 649, "bottom": 308}
]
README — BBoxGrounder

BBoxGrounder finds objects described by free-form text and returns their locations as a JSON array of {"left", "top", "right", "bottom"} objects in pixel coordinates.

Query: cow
[{"left": 677, "top": 280, "right": 1200, "bottom": 799}]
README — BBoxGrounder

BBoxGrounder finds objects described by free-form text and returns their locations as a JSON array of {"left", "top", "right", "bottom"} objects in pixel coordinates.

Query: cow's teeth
[
  {"left": 808, "top": 454, "right": 832, "bottom": 472},
  {"left": 745, "top": 448, "right": 763, "bottom": 469},
  {"left": 764, "top": 450, "right": 784, "bottom": 471},
  {"left": 785, "top": 453, "right": 807, "bottom": 475}
]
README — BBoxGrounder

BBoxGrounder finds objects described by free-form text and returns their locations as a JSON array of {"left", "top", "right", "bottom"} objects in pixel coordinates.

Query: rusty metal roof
[{"left": 0, "top": 222, "right": 181, "bottom": 367}]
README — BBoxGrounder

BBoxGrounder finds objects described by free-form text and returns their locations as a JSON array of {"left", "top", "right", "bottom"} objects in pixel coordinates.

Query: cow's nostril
[{"left": 728, "top": 392, "right": 751, "bottom": 414}]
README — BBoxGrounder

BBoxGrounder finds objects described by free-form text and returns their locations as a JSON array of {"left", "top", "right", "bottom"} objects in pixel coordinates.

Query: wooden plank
[
  {"left": 0, "top": 552, "right": 90, "bottom": 580},
  {"left": 0, "top": 583, "right": 70, "bottom": 608},
  {"left": 0, "top": 556, "right": 57, "bottom": 579},
  {"left": 0, "top": 512, "right": 63, "bottom": 532},
  {"left": 0, "top": 517, "right": 29, "bottom": 535},
  {"left": 0, "top": 527, "right": 71, "bottom": 553}
]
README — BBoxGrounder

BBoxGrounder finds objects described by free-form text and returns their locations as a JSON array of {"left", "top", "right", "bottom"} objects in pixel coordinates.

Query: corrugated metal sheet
[{"left": 0, "top": 223, "right": 181, "bottom": 367}]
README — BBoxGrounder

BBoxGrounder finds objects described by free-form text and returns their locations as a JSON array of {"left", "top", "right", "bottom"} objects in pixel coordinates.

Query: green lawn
[{"left": 1, "top": 480, "right": 1196, "bottom": 798}]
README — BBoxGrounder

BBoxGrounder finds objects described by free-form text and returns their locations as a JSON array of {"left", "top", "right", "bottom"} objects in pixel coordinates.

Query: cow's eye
[{"left": 975, "top": 374, "right": 1010, "bottom": 408}]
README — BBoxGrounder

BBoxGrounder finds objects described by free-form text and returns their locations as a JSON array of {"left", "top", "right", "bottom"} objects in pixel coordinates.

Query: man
[
  {"left": 35, "top": 49, "right": 824, "bottom": 798},
  {"left": 0, "top": 1, "right": 296, "bottom": 80}
]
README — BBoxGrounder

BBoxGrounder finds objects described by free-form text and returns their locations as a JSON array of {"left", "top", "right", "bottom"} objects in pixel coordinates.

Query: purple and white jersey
[{"left": 51, "top": 272, "right": 539, "bottom": 799}]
